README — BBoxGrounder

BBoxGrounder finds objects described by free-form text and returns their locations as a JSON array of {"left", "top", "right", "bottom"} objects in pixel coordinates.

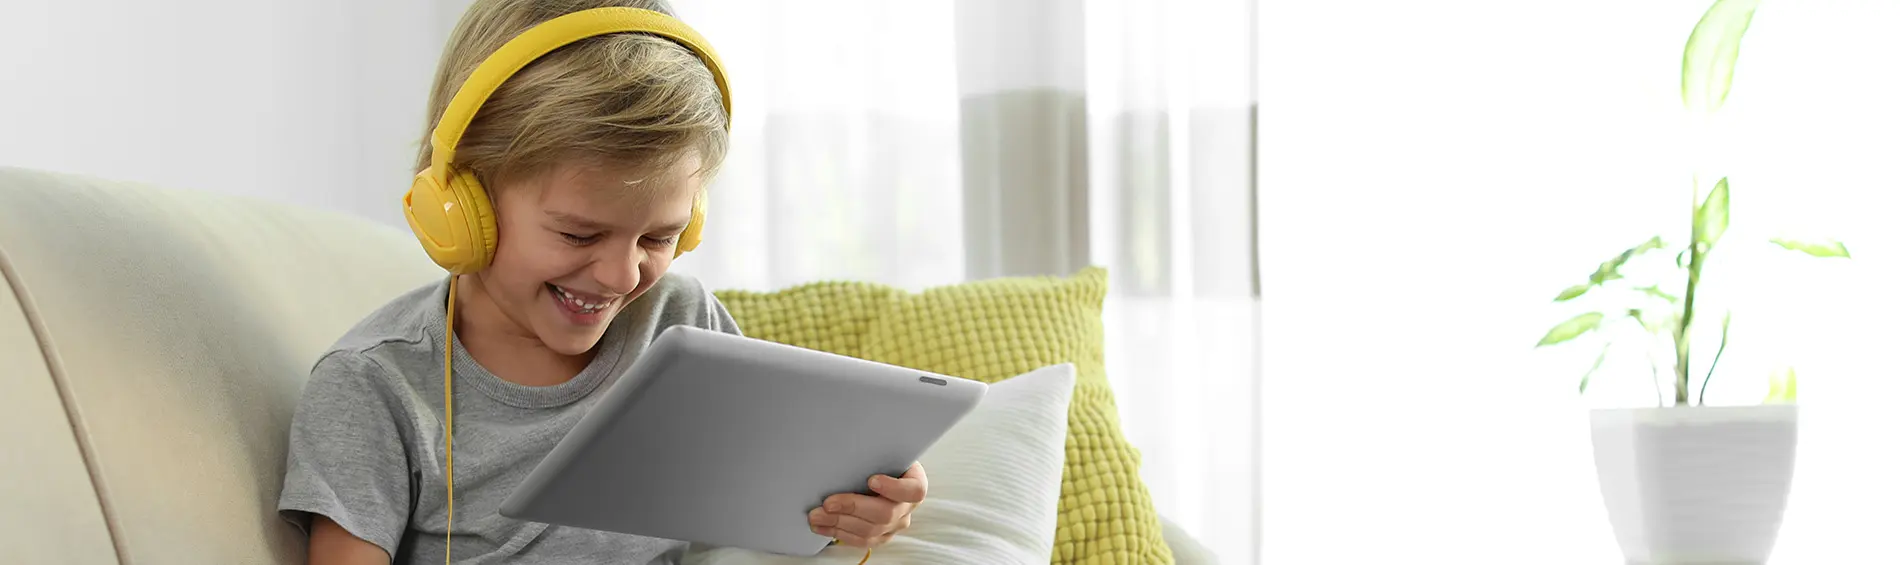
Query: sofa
[{"left": 0, "top": 166, "right": 1217, "bottom": 564}]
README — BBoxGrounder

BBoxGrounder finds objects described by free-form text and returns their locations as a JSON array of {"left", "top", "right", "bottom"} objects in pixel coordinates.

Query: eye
[
  {"left": 560, "top": 232, "right": 599, "bottom": 245},
  {"left": 641, "top": 235, "right": 679, "bottom": 248}
]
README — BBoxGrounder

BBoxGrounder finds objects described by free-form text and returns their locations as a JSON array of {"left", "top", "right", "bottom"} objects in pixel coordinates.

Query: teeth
[{"left": 553, "top": 285, "right": 610, "bottom": 313}]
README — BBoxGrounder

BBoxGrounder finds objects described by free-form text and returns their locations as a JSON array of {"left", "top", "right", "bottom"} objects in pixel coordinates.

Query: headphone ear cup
[
  {"left": 447, "top": 167, "right": 499, "bottom": 270},
  {"left": 402, "top": 166, "right": 499, "bottom": 274},
  {"left": 674, "top": 191, "right": 706, "bottom": 258},
  {"left": 405, "top": 167, "right": 473, "bottom": 273}
]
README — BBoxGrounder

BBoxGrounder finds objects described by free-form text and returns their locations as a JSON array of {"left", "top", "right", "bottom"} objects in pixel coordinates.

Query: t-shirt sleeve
[{"left": 276, "top": 350, "right": 413, "bottom": 558}]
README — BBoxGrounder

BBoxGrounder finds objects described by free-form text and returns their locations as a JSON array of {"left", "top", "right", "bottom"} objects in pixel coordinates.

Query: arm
[
  {"left": 277, "top": 352, "right": 414, "bottom": 561},
  {"left": 309, "top": 515, "right": 391, "bottom": 565}
]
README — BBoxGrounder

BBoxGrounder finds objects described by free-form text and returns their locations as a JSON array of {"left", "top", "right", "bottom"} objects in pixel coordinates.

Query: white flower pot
[{"left": 1590, "top": 405, "right": 1798, "bottom": 565}]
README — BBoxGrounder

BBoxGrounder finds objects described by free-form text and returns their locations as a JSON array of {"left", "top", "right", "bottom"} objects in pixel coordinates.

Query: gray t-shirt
[{"left": 277, "top": 273, "right": 743, "bottom": 564}]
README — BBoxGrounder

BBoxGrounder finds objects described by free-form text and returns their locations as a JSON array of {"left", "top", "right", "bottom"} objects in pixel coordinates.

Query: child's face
[{"left": 479, "top": 156, "right": 705, "bottom": 356}]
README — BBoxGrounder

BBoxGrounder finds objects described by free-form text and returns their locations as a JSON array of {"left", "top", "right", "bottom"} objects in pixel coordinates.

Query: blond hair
[{"left": 416, "top": 0, "right": 728, "bottom": 189}]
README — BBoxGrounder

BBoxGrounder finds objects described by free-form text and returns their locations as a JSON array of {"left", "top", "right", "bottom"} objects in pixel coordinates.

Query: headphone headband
[{"left": 429, "top": 7, "right": 732, "bottom": 176}]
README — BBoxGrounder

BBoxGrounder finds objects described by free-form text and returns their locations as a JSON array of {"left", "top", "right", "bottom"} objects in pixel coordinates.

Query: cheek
[
  {"left": 634, "top": 255, "right": 672, "bottom": 294},
  {"left": 492, "top": 235, "right": 580, "bottom": 289}
]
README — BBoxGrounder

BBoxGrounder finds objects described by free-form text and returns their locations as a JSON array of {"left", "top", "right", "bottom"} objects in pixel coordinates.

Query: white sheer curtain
[
  {"left": 672, "top": 0, "right": 1264, "bottom": 563},
  {"left": 1257, "top": 1, "right": 1900, "bottom": 563},
  {"left": 668, "top": 0, "right": 966, "bottom": 291},
  {"left": 1082, "top": 0, "right": 1261, "bottom": 562}
]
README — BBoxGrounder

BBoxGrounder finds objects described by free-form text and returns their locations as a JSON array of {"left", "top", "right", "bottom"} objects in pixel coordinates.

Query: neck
[{"left": 451, "top": 274, "right": 593, "bottom": 386}]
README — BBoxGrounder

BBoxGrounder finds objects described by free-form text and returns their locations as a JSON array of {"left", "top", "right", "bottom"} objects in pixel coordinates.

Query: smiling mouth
[{"left": 547, "top": 283, "right": 615, "bottom": 315}]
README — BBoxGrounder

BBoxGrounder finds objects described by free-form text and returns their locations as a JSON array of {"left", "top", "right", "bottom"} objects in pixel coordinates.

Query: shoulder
[
  {"left": 627, "top": 272, "right": 743, "bottom": 336},
  {"left": 647, "top": 271, "right": 714, "bottom": 303},
  {"left": 327, "top": 277, "right": 444, "bottom": 354},
  {"left": 636, "top": 272, "right": 724, "bottom": 320},
  {"left": 306, "top": 277, "right": 446, "bottom": 392}
]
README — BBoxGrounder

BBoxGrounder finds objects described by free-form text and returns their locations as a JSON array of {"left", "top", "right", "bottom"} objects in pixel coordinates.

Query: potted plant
[{"left": 1534, "top": 0, "right": 1851, "bottom": 563}]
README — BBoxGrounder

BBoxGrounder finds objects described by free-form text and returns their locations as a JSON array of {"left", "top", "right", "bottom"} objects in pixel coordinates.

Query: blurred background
[{"left": 4, "top": 0, "right": 1897, "bottom": 562}]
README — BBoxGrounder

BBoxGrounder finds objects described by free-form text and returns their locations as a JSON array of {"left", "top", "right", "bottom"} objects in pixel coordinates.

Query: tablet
[{"left": 498, "top": 324, "right": 987, "bottom": 556}]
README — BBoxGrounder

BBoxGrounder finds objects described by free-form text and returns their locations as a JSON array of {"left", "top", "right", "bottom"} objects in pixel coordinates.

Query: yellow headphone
[
  {"left": 407, "top": 10, "right": 871, "bottom": 563},
  {"left": 402, "top": 7, "right": 730, "bottom": 275}
]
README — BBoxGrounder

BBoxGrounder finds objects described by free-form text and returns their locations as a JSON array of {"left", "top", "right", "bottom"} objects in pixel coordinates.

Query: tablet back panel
[{"left": 499, "top": 325, "right": 986, "bottom": 556}]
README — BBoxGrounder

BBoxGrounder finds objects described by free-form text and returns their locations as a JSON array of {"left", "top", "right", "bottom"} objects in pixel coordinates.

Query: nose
[{"left": 592, "top": 240, "right": 646, "bottom": 296}]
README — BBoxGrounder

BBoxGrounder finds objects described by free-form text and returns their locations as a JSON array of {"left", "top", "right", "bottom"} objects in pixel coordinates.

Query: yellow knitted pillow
[
  {"left": 715, "top": 267, "right": 1174, "bottom": 565},
  {"left": 714, "top": 280, "right": 902, "bottom": 359}
]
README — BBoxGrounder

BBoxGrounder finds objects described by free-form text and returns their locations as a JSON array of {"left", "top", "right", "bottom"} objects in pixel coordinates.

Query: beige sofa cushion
[
  {"left": 0, "top": 167, "right": 442, "bottom": 564},
  {"left": 0, "top": 259, "right": 118, "bottom": 564}
]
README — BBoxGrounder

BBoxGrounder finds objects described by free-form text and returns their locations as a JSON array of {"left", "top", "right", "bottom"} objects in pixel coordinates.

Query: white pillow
[{"left": 683, "top": 363, "right": 1076, "bottom": 565}]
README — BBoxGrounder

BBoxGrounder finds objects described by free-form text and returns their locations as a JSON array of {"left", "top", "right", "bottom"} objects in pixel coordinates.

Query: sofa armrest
[{"left": 1159, "top": 514, "right": 1221, "bottom": 565}]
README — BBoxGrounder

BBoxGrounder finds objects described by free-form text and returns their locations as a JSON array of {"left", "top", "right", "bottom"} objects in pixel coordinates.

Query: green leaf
[
  {"left": 1590, "top": 236, "right": 1667, "bottom": 285},
  {"left": 1697, "top": 178, "right": 1731, "bottom": 247},
  {"left": 1629, "top": 308, "right": 1671, "bottom": 334},
  {"left": 1765, "top": 366, "right": 1798, "bottom": 404},
  {"left": 1555, "top": 284, "right": 1592, "bottom": 302},
  {"left": 1632, "top": 236, "right": 1667, "bottom": 255},
  {"left": 1580, "top": 342, "right": 1613, "bottom": 394},
  {"left": 1637, "top": 285, "right": 1681, "bottom": 303},
  {"left": 1772, "top": 238, "right": 1852, "bottom": 258},
  {"left": 1588, "top": 265, "right": 1625, "bottom": 285},
  {"left": 1538, "top": 312, "right": 1605, "bottom": 347},
  {"left": 1682, "top": 0, "right": 1762, "bottom": 114},
  {"left": 1698, "top": 310, "right": 1734, "bottom": 406}
]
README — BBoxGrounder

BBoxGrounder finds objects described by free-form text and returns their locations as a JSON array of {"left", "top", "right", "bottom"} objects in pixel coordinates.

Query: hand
[{"left": 808, "top": 462, "right": 928, "bottom": 548}]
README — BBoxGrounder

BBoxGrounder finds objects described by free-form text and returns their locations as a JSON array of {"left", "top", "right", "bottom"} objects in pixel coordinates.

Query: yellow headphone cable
[{"left": 444, "top": 277, "right": 459, "bottom": 562}]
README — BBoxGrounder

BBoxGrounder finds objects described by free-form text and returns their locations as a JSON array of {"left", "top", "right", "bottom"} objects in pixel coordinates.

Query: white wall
[{"left": 0, "top": 0, "right": 467, "bottom": 229}]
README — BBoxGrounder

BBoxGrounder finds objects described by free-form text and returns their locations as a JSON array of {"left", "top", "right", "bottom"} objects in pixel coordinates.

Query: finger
[
  {"left": 828, "top": 493, "right": 902, "bottom": 525},
  {"left": 869, "top": 464, "right": 928, "bottom": 504},
  {"left": 904, "top": 461, "right": 927, "bottom": 489},
  {"left": 828, "top": 511, "right": 887, "bottom": 541},
  {"left": 808, "top": 507, "right": 837, "bottom": 528},
  {"left": 828, "top": 494, "right": 900, "bottom": 528},
  {"left": 822, "top": 493, "right": 855, "bottom": 516}
]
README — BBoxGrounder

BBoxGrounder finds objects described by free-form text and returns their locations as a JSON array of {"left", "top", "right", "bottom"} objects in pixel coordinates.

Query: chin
[
  {"left": 530, "top": 315, "right": 607, "bottom": 354},
  {"left": 543, "top": 333, "right": 605, "bottom": 357}
]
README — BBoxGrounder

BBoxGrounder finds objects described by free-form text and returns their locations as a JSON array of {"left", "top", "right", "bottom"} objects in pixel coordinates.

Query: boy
[{"left": 275, "top": 1, "right": 924, "bottom": 563}]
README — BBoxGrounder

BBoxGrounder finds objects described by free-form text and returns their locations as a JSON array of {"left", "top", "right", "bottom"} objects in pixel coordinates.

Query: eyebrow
[
  {"left": 546, "top": 211, "right": 613, "bottom": 232},
  {"left": 546, "top": 211, "right": 693, "bottom": 234},
  {"left": 653, "top": 219, "right": 693, "bottom": 235}
]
